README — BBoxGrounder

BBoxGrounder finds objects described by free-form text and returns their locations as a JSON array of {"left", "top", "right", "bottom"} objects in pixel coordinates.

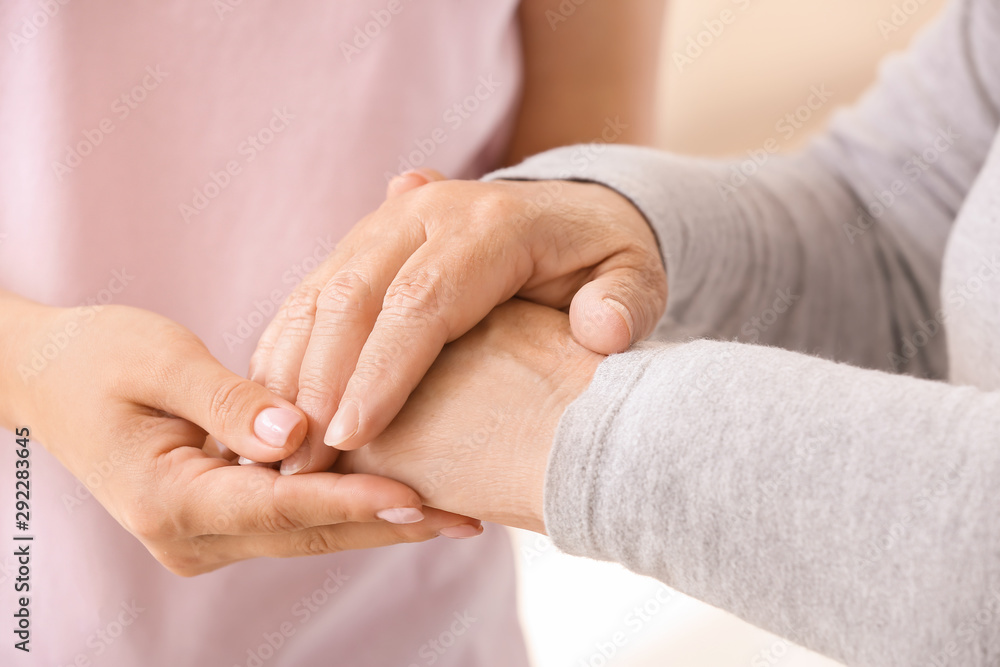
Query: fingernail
[
  {"left": 324, "top": 403, "right": 359, "bottom": 449},
  {"left": 376, "top": 508, "right": 425, "bottom": 525},
  {"left": 238, "top": 456, "right": 257, "bottom": 466},
  {"left": 439, "top": 525, "right": 483, "bottom": 539},
  {"left": 254, "top": 407, "right": 301, "bottom": 449},
  {"left": 279, "top": 443, "right": 311, "bottom": 476},
  {"left": 602, "top": 297, "right": 634, "bottom": 340}
]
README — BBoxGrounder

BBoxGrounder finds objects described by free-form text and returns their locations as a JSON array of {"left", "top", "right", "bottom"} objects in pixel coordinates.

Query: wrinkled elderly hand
[
  {"left": 336, "top": 299, "right": 604, "bottom": 534},
  {"left": 10, "top": 298, "right": 480, "bottom": 576},
  {"left": 251, "top": 170, "right": 665, "bottom": 475}
]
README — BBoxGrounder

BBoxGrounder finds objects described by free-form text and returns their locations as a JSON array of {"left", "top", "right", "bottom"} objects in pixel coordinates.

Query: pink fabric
[{"left": 0, "top": 2, "right": 528, "bottom": 665}]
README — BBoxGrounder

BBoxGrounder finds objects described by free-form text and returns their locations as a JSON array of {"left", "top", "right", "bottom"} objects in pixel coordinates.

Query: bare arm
[{"left": 504, "top": 0, "right": 666, "bottom": 164}]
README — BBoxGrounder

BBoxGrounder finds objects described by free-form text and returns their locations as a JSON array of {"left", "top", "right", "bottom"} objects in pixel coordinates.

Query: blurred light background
[{"left": 513, "top": 1, "right": 947, "bottom": 665}]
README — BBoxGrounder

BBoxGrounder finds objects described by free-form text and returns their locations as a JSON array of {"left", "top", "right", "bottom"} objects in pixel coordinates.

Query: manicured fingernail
[
  {"left": 439, "top": 525, "right": 483, "bottom": 539},
  {"left": 376, "top": 508, "right": 425, "bottom": 525},
  {"left": 238, "top": 456, "right": 257, "bottom": 466},
  {"left": 324, "top": 403, "right": 359, "bottom": 449},
  {"left": 254, "top": 407, "right": 301, "bottom": 449},
  {"left": 279, "top": 443, "right": 311, "bottom": 476},
  {"left": 602, "top": 297, "right": 634, "bottom": 340}
]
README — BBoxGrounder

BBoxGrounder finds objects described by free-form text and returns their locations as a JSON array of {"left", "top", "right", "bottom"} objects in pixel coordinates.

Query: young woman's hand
[
  {"left": 251, "top": 170, "right": 665, "bottom": 475},
  {"left": 336, "top": 299, "right": 604, "bottom": 534},
  {"left": 7, "top": 298, "right": 479, "bottom": 576}
]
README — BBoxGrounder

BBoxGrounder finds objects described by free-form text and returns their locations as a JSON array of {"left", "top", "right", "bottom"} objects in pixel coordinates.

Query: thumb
[
  {"left": 568, "top": 261, "right": 668, "bottom": 355},
  {"left": 148, "top": 345, "right": 308, "bottom": 463},
  {"left": 386, "top": 168, "right": 447, "bottom": 199}
]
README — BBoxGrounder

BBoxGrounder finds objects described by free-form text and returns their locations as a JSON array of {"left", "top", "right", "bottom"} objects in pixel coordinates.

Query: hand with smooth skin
[
  {"left": 335, "top": 299, "right": 605, "bottom": 533},
  {"left": 1, "top": 293, "right": 480, "bottom": 576},
  {"left": 251, "top": 170, "right": 665, "bottom": 475}
]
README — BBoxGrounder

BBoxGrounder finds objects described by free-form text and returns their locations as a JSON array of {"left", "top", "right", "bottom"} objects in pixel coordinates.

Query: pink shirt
[{"left": 0, "top": 2, "right": 528, "bottom": 665}]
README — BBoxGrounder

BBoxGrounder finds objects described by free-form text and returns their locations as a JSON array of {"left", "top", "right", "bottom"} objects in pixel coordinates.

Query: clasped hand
[{"left": 19, "top": 169, "right": 664, "bottom": 575}]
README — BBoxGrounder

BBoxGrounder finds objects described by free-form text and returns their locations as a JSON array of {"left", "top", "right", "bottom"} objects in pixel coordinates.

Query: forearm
[
  {"left": 504, "top": 0, "right": 665, "bottom": 165},
  {"left": 547, "top": 340, "right": 1000, "bottom": 666}
]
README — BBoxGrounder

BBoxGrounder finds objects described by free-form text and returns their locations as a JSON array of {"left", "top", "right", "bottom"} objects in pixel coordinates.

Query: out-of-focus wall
[{"left": 657, "top": 0, "right": 949, "bottom": 155}]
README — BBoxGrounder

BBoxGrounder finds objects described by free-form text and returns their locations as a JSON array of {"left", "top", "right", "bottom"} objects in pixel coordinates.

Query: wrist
[
  {"left": 508, "top": 346, "right": 604, "bottom": 534},
  {"left": 0, "top": 294, "right": 61, "bottom": 431}
]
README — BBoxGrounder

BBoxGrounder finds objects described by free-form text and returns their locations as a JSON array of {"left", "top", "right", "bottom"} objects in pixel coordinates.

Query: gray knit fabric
[{"left": 488, "top": 0, "right": 1000, "bottom": 665}]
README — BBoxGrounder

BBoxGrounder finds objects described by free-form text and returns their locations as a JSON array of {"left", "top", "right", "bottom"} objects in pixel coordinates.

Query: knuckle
[
  {"left": 297, "top": 530, "right": 343, "bottom": 557},
  {"left": 281, "top": 286, "right": 322, "bottom": 329},
  {"left": 382, "top": 276, "right": 446, "bottom": 326},
  {"left": 261, "top": 482, "right": 304, "bottom": 533},
  {"left": 317, "top": 269, "right": 375, "bottom": 316},
  {"left": 469, "top": 187, "right": 515, "bottom": 220},
  {"left": 264, "top": 375, "right": 299, "bottom": 404},
  {"left": 209, "top": 376, "right": 256, "bottom": 430},
  {"left": 295, "top": 375, "right": 338, "bottom": 411},
  {"left": 257, "top": 506, "right": 300, "bottom": 534}
]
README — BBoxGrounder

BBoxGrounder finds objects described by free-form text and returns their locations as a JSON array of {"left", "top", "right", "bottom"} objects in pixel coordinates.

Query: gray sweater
[{"left": 489, "top": 0, "right": 1000, "bottom": 665}]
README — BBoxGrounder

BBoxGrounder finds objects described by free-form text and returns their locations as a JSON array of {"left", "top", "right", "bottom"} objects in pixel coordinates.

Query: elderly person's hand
[
  {"left": 251, "top": 170, "right": 665, "bottom": 475},
  {"left": 336, "top": 299, "right": 604, "bottom": 533},
  {"left": 8, "top": 296, "right": 480, "bottom": 576}
]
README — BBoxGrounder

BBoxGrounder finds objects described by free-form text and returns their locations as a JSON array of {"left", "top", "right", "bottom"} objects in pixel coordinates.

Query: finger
[
  {"left": 251, "top": 233, "right": 369, "bottom": 402},
  {"left": 247, "top": 304, "right": 291, "bottom": 387},
  {"left": 173, "top": 455, "right": 428, "bottom": 536},
  {"left": 280, "top": 232, "right": 428, "bottom": 475},
  {"left": 144, "top": 344, "right": 308, "bottom": 463},
  {"left": 385, "top": 168, "right": 446, "bottom": 199},
  {"left": 255, "top": 282, "right": 323, "bottom": 404},
  {"left": 568, "top": 253, "right": 669, "bottom": 354},
  {"left": 324, "top": 238, "right": 531, "bottom": 451},
  {"left": 188, "top": 509, "right": 482, "bottom": 569}
]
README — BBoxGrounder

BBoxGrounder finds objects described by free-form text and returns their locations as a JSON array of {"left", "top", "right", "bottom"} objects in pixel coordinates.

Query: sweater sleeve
[
  {"left": 487, "top": 0, "right": 1000, "bottom": 379},
  {"left": 548, "top": 341, "right": 1000, "bottom": 667},
  {"left": 486, "top": 0, "right": 1000, "bottom": 665}
]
